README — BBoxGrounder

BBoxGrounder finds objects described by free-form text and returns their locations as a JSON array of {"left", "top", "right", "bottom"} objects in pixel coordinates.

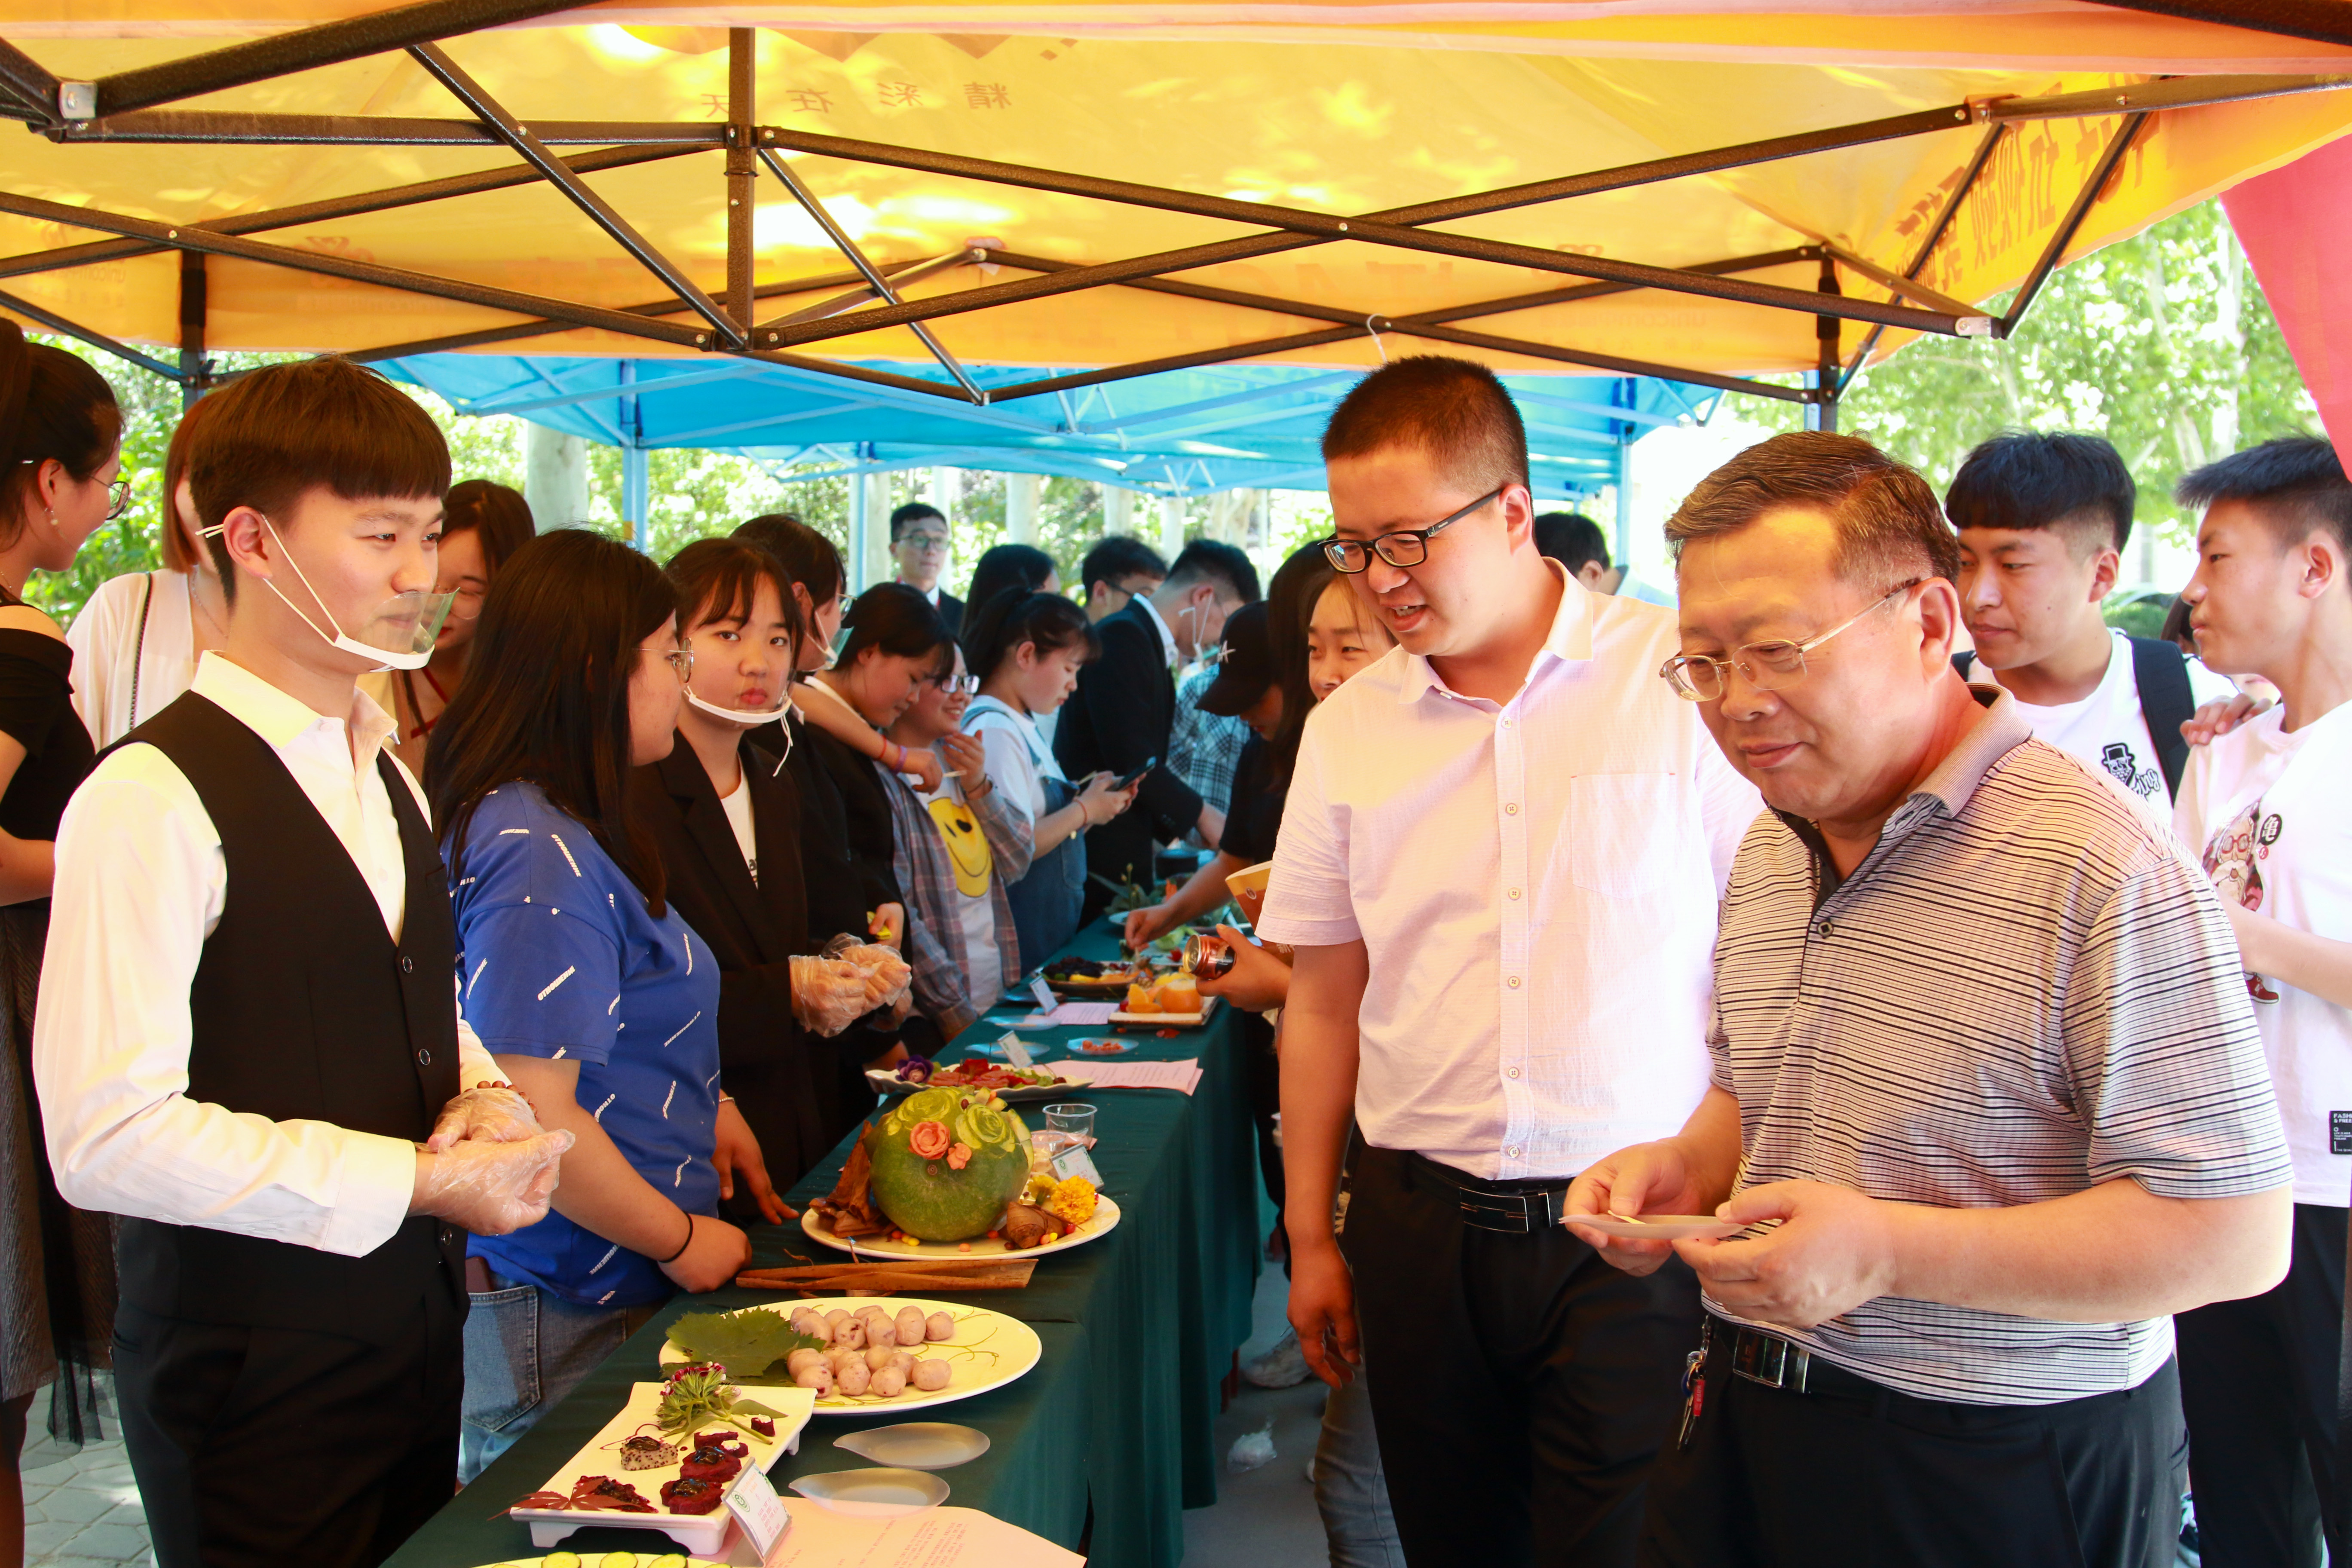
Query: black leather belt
[{"left": 1404, "top": 1151, "right": 1570, "bottom": 1234}]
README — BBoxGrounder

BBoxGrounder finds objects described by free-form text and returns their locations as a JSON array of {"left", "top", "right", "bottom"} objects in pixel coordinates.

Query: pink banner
[{"left": 2223, "top": 135, "right": 2352, "bottom": 467}]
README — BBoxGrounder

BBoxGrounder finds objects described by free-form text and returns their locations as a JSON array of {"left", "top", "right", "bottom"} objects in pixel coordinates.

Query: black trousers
[
  {"left": 1341, "top": 1145, "right": 1701, "bottom": 1568},
  {"left": 116, "top": 1289, "right": 464, "bottom": 1568},
  {"left": 1641, "top": 1327, "right": 2186, "bottom": 1568},
  {"left": 2177, "top": 1202, "right": 2349, "bottom": 1568}
]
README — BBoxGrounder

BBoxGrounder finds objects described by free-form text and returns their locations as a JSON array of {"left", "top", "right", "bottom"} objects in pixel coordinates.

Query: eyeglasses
[
  {"left": 928, "top": 672, "right": 980, "bottom": 695},
  {"left": 1659, "top": 582, "right": 1921, "bottom": 702},
  {"left": 1321, "top": 487, "right": 1505, "bottom": 575},
  {"left": 902, "top": 533, "right": 949, "bottom": 554},
  {"left": 104, "top": 477, "right": 131, "bottom": 520},
  {"left": 650, "top": 644, "right": 695, "bottom": 682}
]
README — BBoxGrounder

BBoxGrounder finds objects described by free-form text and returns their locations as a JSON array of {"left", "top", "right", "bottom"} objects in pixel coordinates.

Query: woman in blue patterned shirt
[{"left": 426, "top": 529, "right": 760, "bottom": 1481}]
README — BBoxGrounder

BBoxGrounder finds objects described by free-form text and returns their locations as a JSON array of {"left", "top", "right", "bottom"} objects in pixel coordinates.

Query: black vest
[{"left": 112, "top": 692, "right": 464, "bottom": 1341}]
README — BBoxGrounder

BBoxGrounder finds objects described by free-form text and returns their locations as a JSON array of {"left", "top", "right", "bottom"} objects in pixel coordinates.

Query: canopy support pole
[
  {"left": 1813, "top": 258, "right": 1843, "bottom": 434},
  {"left": 0, "top": 187, "right": 711, "bottom": 349},
  {"left": 726, "top": 29, "right": 756, "bottom": 340},
  {"left": 0, "top": 36, "right": 57, "bottom": 124},
  {"left": 0, "top": 285, "right": 184, "bottom": 383},
  {"left": 86, "top": 0, "right": 592, "bottom": 119},
  {"left": 178, "top": 251, "right": 206, "bottom": 410},
  {"left": 409, "top": 42, "right": 742, "bottom": 347},
  {"left": 851, "top": 444, "right": 872, "bottom": 591},
  {"left": 754, "top": 149, "right": 989, "bottom": 402},
  {"left": 1838, "top": 122, "right": 2009, "bottom": 398},
  {"left": 2004, "top": 113, "right": 2148, "bottom": 337},
  {"left": 0, "top": 144, "right": 709, "bottom": 285}
]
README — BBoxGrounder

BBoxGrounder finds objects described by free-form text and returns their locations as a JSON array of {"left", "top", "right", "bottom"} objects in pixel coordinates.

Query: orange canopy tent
[{"left": 0, "top": 0, "right": 2348, "bottom": 420}]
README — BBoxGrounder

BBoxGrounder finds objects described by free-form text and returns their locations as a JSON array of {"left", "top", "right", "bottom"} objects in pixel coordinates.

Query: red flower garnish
[
  {"left": 908, "top": 1119, "right": 951, "bottom": 1159},
  {"left": 946, "top": 1142, "right": 972, "bottom": 1170}
]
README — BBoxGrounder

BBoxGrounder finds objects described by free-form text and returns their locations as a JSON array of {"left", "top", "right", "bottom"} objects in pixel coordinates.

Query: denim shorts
[{"left": 459, "top": 1270, "right": 664, "bottom": 1485}]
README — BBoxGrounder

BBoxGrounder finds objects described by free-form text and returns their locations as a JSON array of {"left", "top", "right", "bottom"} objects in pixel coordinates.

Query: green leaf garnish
[{"left": 667, "top": 1310, "right": 826, "bottom": 1380}]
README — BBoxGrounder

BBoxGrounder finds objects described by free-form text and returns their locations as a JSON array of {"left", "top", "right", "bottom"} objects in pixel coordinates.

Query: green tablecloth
[{"left": 386, "top": 918, "right": 1262, "bottom": 1568}]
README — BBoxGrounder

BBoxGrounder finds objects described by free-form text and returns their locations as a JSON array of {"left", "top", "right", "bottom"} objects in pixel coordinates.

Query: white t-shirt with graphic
[
  {"left": 2175, "top": 700, "right": 2352, "bottom": 1205},
  {"left": 917, "top": 774, "right": 1004, "bottom": 1016},
  {"left": 1966, "top": 631, "right": 2235, "bottom": 819},
  {"left": 718, "top": 773, "right": 758, "bottom": 883}
]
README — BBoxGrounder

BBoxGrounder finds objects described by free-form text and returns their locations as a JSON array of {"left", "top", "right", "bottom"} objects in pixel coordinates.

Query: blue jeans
[
  {"left": 1317, "top": 1365, "right": 1405, "bottom": 1568},
  {"left": 459, "top": 1270, "right": 665, "bottom": 1483}
]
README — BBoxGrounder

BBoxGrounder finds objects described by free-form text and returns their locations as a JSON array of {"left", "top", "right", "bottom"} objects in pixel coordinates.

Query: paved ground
[{"left": 24, "top": 1433, "right": 150, "bottom": 1568}]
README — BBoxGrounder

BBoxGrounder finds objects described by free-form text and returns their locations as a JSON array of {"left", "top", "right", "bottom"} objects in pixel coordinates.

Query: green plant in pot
[{"left": 864, "top": 1087, "right": 1033, "bottom": 1241}]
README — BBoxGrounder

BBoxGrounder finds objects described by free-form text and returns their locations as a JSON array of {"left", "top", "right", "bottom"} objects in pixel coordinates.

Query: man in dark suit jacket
[
  {"left": 891, "top": 502, "right": 963, "bottom": 632},
  {"left": 1056, "top": 539, "right": 1260, "bottom": 916}
]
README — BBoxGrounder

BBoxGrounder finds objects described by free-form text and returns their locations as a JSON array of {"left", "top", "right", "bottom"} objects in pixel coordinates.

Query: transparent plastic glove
[
  {"left": 825, "top": 936, "right": 914, "bottom": 1010},
  {"left": 790, "top": 954, "right": 871, "bottom": 1037},
  {"left": 424, "top": 1084, "right": 543, "bottom": 1152},
  {"left": 412, "top": 1128, "right": 573, "bottom": 1236}
]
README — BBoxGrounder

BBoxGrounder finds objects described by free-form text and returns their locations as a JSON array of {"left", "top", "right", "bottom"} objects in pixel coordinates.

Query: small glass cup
[{"left": 1043, "top": 1103, "right": 1097, "bottom": 1144}]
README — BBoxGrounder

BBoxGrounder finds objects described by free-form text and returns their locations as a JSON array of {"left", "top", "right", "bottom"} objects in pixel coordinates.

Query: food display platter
[
  {"left": 1108, "top": 995, "right": 1220, "bottom": 1028},
  {"left": 504, "top": 1381, "right": 815, "bottom": 1553},
  {"left": 798, "top": 1194, "right": 1121, "bottom": 1262},
  {"left": 659, "top": 1299, "right": 1041, "bottom": 1418},
  {"left": 864, "top": 1068, "right": 1069, "bottom": 1103}
]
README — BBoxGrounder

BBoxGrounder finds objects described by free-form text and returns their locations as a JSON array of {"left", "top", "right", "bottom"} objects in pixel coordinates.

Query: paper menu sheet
[
  {"left": 1019, "top": 1002, "right": 1118, "bottom": 1026},
  {"left": 769, "top": 1501, "right": 1083, "bottom": 1567},
  {"left": 1045, "top": 1058, "right": 1202, "bottom": 1094}
]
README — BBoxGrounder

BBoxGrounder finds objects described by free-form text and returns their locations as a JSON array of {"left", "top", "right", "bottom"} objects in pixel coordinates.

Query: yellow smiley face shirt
[{"left": 928, "top": 795, "right": 993, "bottom": 898}]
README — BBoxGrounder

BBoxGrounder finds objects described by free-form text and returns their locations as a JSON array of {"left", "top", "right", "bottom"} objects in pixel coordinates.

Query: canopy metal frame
[{"left": 0, "top": 4, "right": 2346, "bottom": 420}]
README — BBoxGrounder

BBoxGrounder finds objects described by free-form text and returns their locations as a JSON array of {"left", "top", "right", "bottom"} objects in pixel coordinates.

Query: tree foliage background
[{"left": 18, "top": 197, "right": 2319, "bottom": 625}]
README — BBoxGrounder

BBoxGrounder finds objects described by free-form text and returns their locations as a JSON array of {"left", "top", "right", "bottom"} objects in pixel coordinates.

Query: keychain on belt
[{"left": 1677, "top": 1319, "right": 1712, "bottom": 1451}]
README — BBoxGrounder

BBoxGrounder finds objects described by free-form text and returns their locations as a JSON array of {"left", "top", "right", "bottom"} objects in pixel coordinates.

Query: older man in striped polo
[{"left": 1567, "top": 432, "right": 2294, "bottom": 1568}]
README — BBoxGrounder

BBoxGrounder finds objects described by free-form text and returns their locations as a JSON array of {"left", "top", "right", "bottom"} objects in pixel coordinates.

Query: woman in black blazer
[{"left": 634, "top": 540, "right": 891, "bottom": 1209}]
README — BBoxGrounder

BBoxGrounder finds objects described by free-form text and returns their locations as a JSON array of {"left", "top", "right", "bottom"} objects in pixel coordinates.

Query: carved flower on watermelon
[{"left": 865, "top": 1088, "right": 1032, "bottom": 1241}]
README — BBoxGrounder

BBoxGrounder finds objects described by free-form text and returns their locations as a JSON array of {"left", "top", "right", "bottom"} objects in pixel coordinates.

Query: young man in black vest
[
  {"left": 1946, "top": 431, "right": 2234, "bottom": 814},
  {"left": 34, "top": 358, "right": 573, "bottom": 1568}
]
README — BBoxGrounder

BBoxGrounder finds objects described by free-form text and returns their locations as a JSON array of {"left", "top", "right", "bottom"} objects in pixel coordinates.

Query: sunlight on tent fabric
[{"left": 0, "top": 3, "right": 2348, "bottom": 385}]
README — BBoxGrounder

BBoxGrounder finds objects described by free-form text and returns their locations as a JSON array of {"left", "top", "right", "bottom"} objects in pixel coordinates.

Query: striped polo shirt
[{"left": 1707, "top": 686, "right": 2291, "bottom": 1406}]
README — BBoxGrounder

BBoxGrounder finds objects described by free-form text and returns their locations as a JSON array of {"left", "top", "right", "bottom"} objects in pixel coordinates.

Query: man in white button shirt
[
  {"left": 32, "top": 359, "right": 571, "bottom": 1568},
  {"left": 1259, "top": 357, "right": 1759, "bottom": 1568}
]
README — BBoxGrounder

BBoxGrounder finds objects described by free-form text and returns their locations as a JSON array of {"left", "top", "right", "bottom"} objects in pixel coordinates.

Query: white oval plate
[
  {"left": 833, "top": 1421, "right": 991, "bottom": 1470},
  {"left": 799, "top": 1193, "right": 1120, "bottom": 1260},
  {"left": 1568, "top": 1213, "right": 1746, "bottom": 1241},
  {"left": 789, "top": 1467, "right": 949, "bottom": 1518},
  {"left": 660, "top": 1298, "right": 1041, "bottom": 1418},
  {"left": 863, "top": 1069, "right": 1071, "bottom": 1103}
]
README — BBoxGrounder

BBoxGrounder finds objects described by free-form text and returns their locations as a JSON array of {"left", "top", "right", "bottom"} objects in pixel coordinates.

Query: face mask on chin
[{"left": 205, "top": 516, "right": 456, "bottom": 671}]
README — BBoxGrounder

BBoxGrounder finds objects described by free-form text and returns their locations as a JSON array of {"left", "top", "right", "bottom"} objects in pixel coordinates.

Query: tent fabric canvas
[{"left": 3, "top": 4, "right": 2351, "bottom": 397}]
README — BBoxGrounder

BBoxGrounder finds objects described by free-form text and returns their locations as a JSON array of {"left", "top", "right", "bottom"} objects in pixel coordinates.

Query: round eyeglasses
[
  {"left": 1321, "top": 487, "right": 1505, "bottom": 574},
  {"left": 1659, "top": 583, "right": 1919, "bottom": 702}
]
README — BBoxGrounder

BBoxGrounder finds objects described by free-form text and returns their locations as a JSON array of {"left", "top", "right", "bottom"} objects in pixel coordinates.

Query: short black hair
[
  {"left": 1323, "top": 355, "right": 1529, "bottom": 493},
  {"left": 735, "top": 513, "right": 845, "bottom": 605},
  {"left": 1081, "top": 534, "right": 1167, "bottom": 598},
  {"left": 1166, "top": 539, "right": 1260, "bottom": 604},
  {"left": 1669, "top": 431, "right": 1960, "bottom": 588},
  {"left": 890, "top": 501, "right": 946, "bottom": 543},
  {"left": 965, "top": 543, "right": 1058, "bottom": 618},
  {"left": 1945, "top": 432, "right": 2136, "bottom": 552},
  {"left": 1534, "top": 511, "right": 1609, "bottom": 573},
  {"left": 2177, "top": 438, "right": 2352, "bottom": 556}
]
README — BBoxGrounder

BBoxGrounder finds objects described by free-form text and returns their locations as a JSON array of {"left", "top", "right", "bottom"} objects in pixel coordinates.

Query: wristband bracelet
[{"left": 660, "top": 1211, "right": 696, "bottom": 1264}]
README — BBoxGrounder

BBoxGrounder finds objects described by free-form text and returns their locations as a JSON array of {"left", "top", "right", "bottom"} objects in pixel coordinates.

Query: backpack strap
[{"left": 2128, "top": 634, "right": 2195, "bottom": 801}]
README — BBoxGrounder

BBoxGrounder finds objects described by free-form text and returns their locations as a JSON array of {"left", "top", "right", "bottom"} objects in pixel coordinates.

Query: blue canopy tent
[{"left": 381, "top": 351, "right": 1720, "bottom": 560}]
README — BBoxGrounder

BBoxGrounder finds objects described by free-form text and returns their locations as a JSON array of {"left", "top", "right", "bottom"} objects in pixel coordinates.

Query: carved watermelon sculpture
[{"left": 864, "top": 1087, "right": 1032, "bottom": 1242}]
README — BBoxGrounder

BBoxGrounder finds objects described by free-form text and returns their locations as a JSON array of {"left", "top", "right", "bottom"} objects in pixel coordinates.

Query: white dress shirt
[
  {"left": 1257, "top": 565, "right": 1761, "bottom": 1180},
  {"left": 64, "top": 568, "right": 202, "bottom": 749},
  {"left": 1134, "top": 593, "right": 1180, "bottom": 671},
  {"left": 34, "top": 652, "right": 501, "bottom": 1257}
]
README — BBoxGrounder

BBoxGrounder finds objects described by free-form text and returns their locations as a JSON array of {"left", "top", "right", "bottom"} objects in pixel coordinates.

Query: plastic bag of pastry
[{"left": 789, "top": 954, "right": 871, "bottom": 1037}]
